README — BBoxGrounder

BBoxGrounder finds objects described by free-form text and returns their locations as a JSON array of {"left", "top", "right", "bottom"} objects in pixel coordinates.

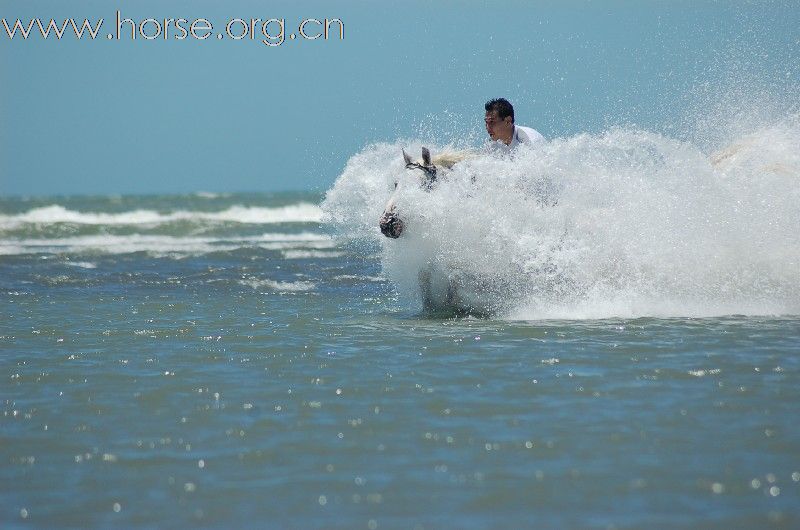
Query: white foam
[
  {"left": 64, "top": 261, "right": 97, "bottom": 269},
  {"left": 333, "top": 275, "right": 386, "bottom": 282},
  {"left": 193, "top": 191, "right": 229, "bottom": 199},
  {"left": 0, "top": 232, "right": 333, "bottom": 256},
  {"left": 0, "top": 203, "right": 323, "bottom": 229},
  {"left": 323, "top": 115, "right": 800, "bottom": 319},
  {"left": 282, "top": 250, "right": 346, "bottom": 259},
  {"left": 238, "top": 278, "right": 316, "bottom": 291}
]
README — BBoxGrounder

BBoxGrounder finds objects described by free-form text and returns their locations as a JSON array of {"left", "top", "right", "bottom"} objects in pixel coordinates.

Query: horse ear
[
  {"left": 402, "top": 149, "right": 413, "bottom": 166},
  {"left": 421, "top": 147, "right": 432, "bottom": 167}
]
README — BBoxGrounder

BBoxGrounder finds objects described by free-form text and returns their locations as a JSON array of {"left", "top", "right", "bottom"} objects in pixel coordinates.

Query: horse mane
[{"left": 430, "top": 150, "right": 474, "bottom": 169}]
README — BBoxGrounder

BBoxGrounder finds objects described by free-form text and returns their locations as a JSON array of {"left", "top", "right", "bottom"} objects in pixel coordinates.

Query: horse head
[
  {"left": 379, "top": 147, "right": 438, "bottom": 238},
  {"left": 379, "top": 147, "right": 473, "bottom": 238}
]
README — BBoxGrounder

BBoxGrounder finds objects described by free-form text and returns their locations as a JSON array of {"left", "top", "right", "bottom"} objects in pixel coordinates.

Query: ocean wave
[
  {"left": 281, "top": 250, "right": 347, "bottom": 259},
  {"left": 64, "top": 261, "right": 97, "bottom": 269},
  {"left": 193, "top": 191, "right": 231, "bottom": 199},
  {"left": 237, "top": 278, "right": 316, "bottom": 292},
  {"left": 0, "top": 232, "right": 335, "bottom": 256},
  {"left": 0, "top": 203, "right": 323, "bottom": 229},
  {"left": 333, "top": 274, "right": 386, "bottom": 282}
]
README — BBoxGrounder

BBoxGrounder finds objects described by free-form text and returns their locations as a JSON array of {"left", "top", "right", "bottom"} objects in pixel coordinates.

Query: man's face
[{"left": 484, "top": 110, "right": 513, "bottom": 142}]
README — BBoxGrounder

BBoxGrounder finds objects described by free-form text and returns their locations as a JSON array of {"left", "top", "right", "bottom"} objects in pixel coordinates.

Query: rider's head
[{"left": 484, "top": 98, "right": 515, "bottom": 144}]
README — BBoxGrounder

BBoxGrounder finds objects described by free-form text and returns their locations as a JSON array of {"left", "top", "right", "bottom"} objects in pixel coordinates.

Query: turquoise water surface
[{"left": 1, "top": 192, "right": 799, "bottom": 528}]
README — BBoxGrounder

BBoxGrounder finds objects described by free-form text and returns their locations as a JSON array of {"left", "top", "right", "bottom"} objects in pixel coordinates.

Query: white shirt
[
  {"left": 509, "top": 125, "right": 545, "bottom": 148},
  {"left": 487, "top": 125, "right": 546, "bottom": 152}
]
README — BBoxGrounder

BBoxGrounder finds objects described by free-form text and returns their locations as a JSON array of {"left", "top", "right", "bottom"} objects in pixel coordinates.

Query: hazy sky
[{"left": 1, "top": 0, "right": 797, "bottom": 196}]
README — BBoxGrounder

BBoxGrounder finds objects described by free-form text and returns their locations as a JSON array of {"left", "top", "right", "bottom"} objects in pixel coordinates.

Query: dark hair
[{"left": 485, "top": 98, "right": 514, "bottom": 123}]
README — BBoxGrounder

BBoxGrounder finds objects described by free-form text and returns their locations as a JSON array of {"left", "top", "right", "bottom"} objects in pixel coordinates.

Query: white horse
[{"left": 378, "top": 147, "right": 502, "bottom": 314}]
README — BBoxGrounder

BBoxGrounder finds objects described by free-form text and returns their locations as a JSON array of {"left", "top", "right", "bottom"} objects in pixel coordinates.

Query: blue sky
[{"left": 1, "top": 0, "right": 797, "bottom": 196}]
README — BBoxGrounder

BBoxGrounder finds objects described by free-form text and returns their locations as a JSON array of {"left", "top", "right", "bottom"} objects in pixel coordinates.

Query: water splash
[{"left": 323, "top": 114, "right": 800, "bottom": 319}]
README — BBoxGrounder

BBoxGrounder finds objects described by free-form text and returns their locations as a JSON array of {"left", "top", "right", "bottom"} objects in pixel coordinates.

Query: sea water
[{"left": 2, "top": 115, "right": 800, "bottom": 527}]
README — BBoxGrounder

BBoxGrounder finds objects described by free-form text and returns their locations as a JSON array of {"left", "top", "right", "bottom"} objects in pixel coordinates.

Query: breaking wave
[
  {"left": 0, "top": 232, "right": 333, "bottom": 256},
  {"left": 0, "top": 203, "right": 322, "bottom": 229}
]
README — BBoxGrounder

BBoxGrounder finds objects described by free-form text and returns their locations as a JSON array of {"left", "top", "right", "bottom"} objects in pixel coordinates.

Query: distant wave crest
[
  {"left": 0, "top": 203, "right": 323, "bottom": 229},
  {"left": 0, "top": 232, "right": 333, "bottom": 256}
]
